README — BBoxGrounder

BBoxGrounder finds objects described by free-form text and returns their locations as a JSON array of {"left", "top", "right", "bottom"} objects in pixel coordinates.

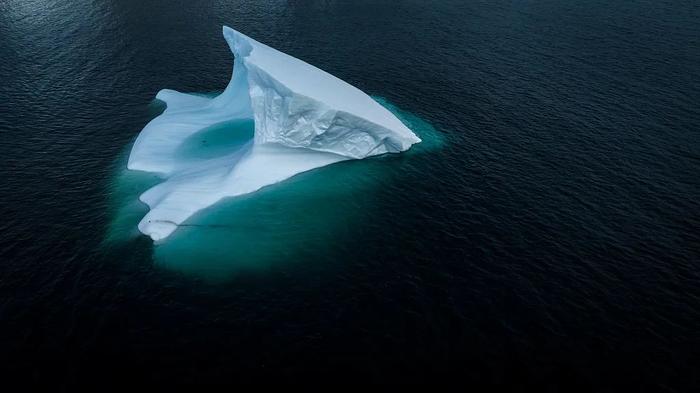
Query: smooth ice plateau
[{"left": 128, "top": 26, "right": 421, "bottom": 241}]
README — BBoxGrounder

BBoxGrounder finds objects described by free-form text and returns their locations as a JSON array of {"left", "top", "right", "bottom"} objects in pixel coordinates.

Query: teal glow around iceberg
[{"left": 106, "top": 97, "right": 443, "bottom": 279}]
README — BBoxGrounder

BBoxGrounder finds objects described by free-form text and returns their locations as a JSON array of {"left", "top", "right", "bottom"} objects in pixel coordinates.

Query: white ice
[{"left": 127, "top": 26, "right": 421, "bottom": 241}]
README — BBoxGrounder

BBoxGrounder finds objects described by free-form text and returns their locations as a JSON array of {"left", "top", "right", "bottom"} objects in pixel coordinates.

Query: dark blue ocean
[{"left": 1, "top": 0, "right": 699, "bottom": 389}]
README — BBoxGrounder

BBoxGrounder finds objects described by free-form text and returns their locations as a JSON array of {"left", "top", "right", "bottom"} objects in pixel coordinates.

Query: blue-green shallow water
[
  {"left": 106, "top": 98, "right": 445, "bottom": 280},
  {"left": 1, "top": 0, "right": 699, "bottom": 390}
]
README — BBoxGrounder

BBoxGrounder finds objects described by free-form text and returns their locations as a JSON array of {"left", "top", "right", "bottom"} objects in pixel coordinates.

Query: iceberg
[{"left": 127, "top": 26, "right": 421, "bottom": 241}]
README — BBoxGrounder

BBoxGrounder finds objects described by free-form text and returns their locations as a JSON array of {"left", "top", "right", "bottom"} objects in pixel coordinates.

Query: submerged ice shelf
[{"left": 128, "top": 26, "right": 421, "bottom": 241}]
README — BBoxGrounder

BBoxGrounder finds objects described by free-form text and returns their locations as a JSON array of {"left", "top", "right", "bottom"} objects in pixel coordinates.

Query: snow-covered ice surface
[{"left": 127, "top": 26, "right": 421, "bottom": 241}]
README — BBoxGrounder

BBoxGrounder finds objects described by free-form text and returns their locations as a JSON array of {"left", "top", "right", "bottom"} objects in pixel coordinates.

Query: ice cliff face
[{"left": 127, "top": 26, "right": 421, "bottom": 241}]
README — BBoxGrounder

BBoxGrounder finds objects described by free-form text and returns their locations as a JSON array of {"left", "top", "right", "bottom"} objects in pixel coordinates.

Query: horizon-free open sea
[{"left": 1, "top": 0, "right": 699, "bottom": 389}]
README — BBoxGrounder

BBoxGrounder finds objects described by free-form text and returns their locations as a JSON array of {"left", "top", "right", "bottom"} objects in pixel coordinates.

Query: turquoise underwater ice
[{"left": 106, "top": 97, "right": 443, "bottom": 280}]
